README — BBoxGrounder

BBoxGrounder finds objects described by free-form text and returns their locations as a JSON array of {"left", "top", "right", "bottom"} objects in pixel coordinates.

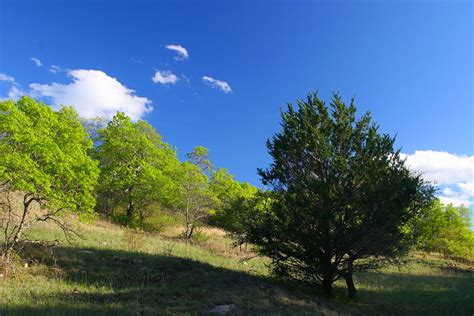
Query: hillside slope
[{"left": 1, "top": 218, "right": 473, "bottom": 315}]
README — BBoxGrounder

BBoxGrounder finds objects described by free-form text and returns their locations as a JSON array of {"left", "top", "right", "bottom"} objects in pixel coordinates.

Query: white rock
[{"left": 209, "top": 304, "right": 236, "bottom": 314}]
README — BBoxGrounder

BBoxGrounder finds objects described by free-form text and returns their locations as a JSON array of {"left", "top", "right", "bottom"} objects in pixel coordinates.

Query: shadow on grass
[
  {"left": 1, "top": 244, "right": 332, "bottom": 316},
  {"left": 3, "top": 245, "right": 473, "bottom": 315},
  {"left": 337, "top": 268, "right": 474, "bottom": 315}
]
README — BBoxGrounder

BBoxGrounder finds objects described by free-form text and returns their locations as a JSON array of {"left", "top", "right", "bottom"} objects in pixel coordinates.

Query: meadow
[{"left": 1, "top": 217, "right": 472, "bottom": 315}]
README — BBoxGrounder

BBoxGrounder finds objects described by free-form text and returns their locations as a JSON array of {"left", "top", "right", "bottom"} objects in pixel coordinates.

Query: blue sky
[{"left": 0, "top": 0, "right": 473, "bottom": 206}]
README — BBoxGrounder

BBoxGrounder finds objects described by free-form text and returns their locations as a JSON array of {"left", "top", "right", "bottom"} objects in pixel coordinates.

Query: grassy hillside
[{"left": 1, "top": 218, "right": 473, "bottom": 315}]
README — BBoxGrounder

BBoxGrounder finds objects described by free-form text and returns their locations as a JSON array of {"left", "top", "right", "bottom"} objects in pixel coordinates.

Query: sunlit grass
[{"left": 1, "top": 218, "right": 472, "bottom": 315}]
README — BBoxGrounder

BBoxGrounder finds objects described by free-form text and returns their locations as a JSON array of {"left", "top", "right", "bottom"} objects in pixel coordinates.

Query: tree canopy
[
  {"left": 0, "top": 97, "right": 99, "bottom": 263},
  {"left": 241, "top": 93, "right": 434, "bottom": 297},
  {"left": 415, "top": 199, "right": 474, "bottom": 259},
  {"left": 93, "top": 112, "right": 181, "bottom": 224}
]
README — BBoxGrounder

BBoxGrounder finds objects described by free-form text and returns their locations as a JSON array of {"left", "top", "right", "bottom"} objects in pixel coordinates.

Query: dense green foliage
[
  {"left": 210, "top": 168, "right": 259, "bottom": 231},
  {"left": 0, "top": 97, "right": 99, "bottom": 262},
  {"left": 93, "top": 113, "right": 181, "bottom": 225},
  {"left": 92, "top": 116, "right": 257, "bottom": 237},
  {"left": 415, "top": 199, "right": 474, "bottom": 259},
  {"left": 241, "top": 93, "right": 434, "bottom": 297}
]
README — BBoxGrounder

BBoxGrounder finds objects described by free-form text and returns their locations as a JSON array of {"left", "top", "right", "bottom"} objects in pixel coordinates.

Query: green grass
[{"left": 1, "top": 218, "right": 473, "bottom": 315}]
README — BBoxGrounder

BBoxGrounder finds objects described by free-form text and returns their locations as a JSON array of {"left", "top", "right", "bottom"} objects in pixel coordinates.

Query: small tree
[
  {"left": 175, "top": 147, "right": 218, "bottom": 239},
  {"left": 94, "top": 113, "right": 180, "bottom": 224},
  {"left": 244, "top": 93, "right": 433, "bottom": 298},
  {"left": 0, "top": 97, "right": 99, "bottom": 266}
]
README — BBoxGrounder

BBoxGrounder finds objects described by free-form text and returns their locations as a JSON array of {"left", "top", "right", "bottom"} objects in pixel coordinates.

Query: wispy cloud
[
  {"left": 0, "top": 73, "right": 16, "bottom": 83},
  {"left": 30, "top": 57, "right": 43, "bottom": 67},
  {"left": 30, "top": 69, "right": 152, "bottom": 120},
  {"left": 152, "top": 70, "right": 179, "bottom": 85},
  {"left": 49, "top": 65, "right": 62, "bottom": 74},
  {"left": 165, "top": 44, "right": 189, "bottom": 61},
  {"left": 131, "top": 57, "right": 143, "bottom": 64},
  {"left": 402, "top": 150, "right": 474, "bottom": 206},
  {"left": 202, "top": 75, "right": 232, "bottom": 93}
]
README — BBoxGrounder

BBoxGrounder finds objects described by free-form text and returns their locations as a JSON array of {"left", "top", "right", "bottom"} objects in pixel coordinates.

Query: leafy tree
[
  {"left": 415, "top": 199, "right": 474, "bottom": 259},
  {"left": 243, "top": 93, "right": 434, "bottom": 298},
  {"left": 175, "top": 147, "right": 218, "bottom": 239},
  {"left": 186, "top": 145, "right": 212, "bottom": 173},
  {"left": 94, "top": 113, "right": 180, "bottom": 224},
  {"left": 0, "top": 97, "right": 99, "bottom": 265},
  {"left": 210, "top": 168, "right": 258, "bottom": 231},
  {"left": 223, "top": 190, "right": 273, "bottom": 244}
]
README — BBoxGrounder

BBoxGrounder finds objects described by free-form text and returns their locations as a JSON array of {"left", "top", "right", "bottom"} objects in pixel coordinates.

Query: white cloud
[
  {"left": 202, "top": 76, "right": 232, "bottom": 94},
  {"left": 30, "top": 69, "right": 152, "bottom": 120},
  {"left": 458, "top": 182, "right": 474, "bottom": 197},
  {"left": 165, "top": 44, "right": 189, "bottom": 61},
  {"left": 402, "top": 150, "right": 474, "bottom": 207},
  {"left": 0, "top": 73, "right": 16, "bottom": 83},
  {"left": 439, "top": 186, "right": 472, "bottom": 207},
  {"left": 49, "top": 65, "right": 62, "bottom": 74},
  {"left": 7, "top": 86, "right": 26, "bottom": 100},
  {"left": 152, "top": 70, "right": 179, "bottom": 85},
  {"left": 0, "top": 73, "right": 24, "bottom": 100},
  {"left": 30, "top": 57, "right": 43, "bottom": 67},
  {"left": 401, "top": 150, "right": 474, "bottom": 184}
]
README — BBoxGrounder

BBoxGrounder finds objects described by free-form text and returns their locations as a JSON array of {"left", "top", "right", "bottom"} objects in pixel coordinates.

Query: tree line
[{"left": 1, "top": 95, "right": 472, "bottom": 298}]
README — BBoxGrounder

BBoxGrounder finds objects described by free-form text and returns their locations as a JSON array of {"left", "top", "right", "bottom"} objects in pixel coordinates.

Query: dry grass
[{"left": 0, "top": 217, "right": 472, "bottom": 315}]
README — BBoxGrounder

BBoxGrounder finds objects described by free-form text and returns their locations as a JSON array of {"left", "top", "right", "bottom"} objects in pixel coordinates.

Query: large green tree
[
  {"left": 94, "top": 113, "right": 180, "bottom": 224},
  {"left": 243, "top": 93, "right": 434, "bottom": 298},
  {"left": 0, "top": 97, "right": 99, "bottom": 264}
]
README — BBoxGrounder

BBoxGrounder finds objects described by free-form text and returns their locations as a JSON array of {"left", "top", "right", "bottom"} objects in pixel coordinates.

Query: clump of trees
[
  {"left": 0, "top": 97, "right": 99, "bottom": 266},
  {"left": 414, "top": 199, "right": 474, "bottom": 259},
  {"left": 0, "top": 97, "right": 257, "bottom": 268},
  {"left": 210, "top": 167, "right": 259, "bottom": 232},
  {"left": 92, "top": 112, "right": 257, "bottom": 238},
  {"left": 93, "top": 112, "right": 181, "bottom": 224},
  {"left": 235, "top": 93, "right": 434, "bottom": 298}
]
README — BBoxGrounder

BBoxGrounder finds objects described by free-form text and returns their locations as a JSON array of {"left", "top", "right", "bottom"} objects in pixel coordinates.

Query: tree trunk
[
  {"left": 1, "top": 194, "right": 34, "bottom": 265},
  {"left": 183, "top": 200, "right": 194, "bottom": 239},
  {"left": 126, "top": 187, "right": 134, "bottom": 220},
  {"left": 321, "top": 253, "right": 333, "bottom": 296},
  {"left": 126, "top": 201, "right": 134, "bottom": 220},
  {"left": 322, "top": 276, "right": 333, "bottom": 296},
  {"left": 345, "top": 260, "right": 357, "bottom": 298}
]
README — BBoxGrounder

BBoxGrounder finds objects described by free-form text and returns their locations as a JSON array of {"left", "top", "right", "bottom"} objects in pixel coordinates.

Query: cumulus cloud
[
  {"left": 0, "top": 73, "right": 16, "bottom": 83},
  {"left": 30, "top": 69, "right": 152, "bottom": 120},
  {"left": 439, "top": 186, "right": 473, "bottom": 207},
  {"left": 458, "top": 182, "right": 474, "bottom": 196},
  {"left": 0, "top": 73, "right": 24, "bottom": 100},
  {"left": 401, "top": 150, "right": 474, "bottom": 184},
  {"left": 7, "top": 86, "right": 26, "bottom": 100},
  {"left": 30, "top": 57, "right": 43, "bottom": 67},
  {"left": 202, "top": 76, "right": 232, "bottom": 93},
  {"left": 165, "top": 44, "right": 189, "bottom": 61},
  {"left": 402, "top": 150, "right": 474, "bottom": 207},
  {"left": 152, "top": 70, "right": 179, "bottom": 84}
]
